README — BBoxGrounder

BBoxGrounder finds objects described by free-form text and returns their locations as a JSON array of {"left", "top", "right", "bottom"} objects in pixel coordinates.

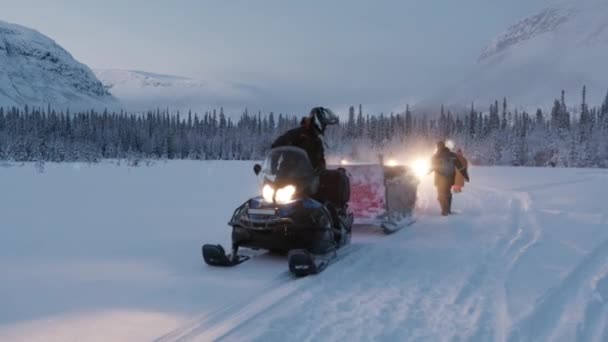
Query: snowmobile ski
[
  {"left": 288, "top": 249, "right": 335, "bottom": 277},
  {"left": 288, "top": 244, "right": 362, "bottom": 277},
  {"left": 202, "top": 244, "right": 249, "bottom": 267}
]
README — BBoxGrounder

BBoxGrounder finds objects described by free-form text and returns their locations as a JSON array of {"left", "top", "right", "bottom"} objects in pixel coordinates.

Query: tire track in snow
[
  {"left": 576, "top": 267, "right": 608, "bottom": 342},
  {"left": 450, "top": 185, "right": 543, "bottom": 342},
  {"left": 509, "top": 238, "right": 608, "bottom": 342},
  {"left": 154, "top": 270, "right": 293, "bottom": 342},
  {"left": 467, "top": 185, "right": 544, "bottom": 274},
  {"left": 220, "top": 244, "right": 424, "bottom": 341},
  {"left": 161, "top": 174, "right": 604, "bottom": 342},
  {"left": 155, "top": 244, "right": 365, "bottom": 342},
  {"left": 222, "top": 185, "right": 539, "bottom": 341},
  {"left": 500, "top": 174, "right": 608, "bottom": 342}
]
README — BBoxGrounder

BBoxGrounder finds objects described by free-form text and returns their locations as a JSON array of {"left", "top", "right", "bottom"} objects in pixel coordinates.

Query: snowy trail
[
  {"left": 1, "top": 163, "right": 608, "bottom": 341},
  {"left": 156, "top": 244, "right": 366, "bottom": 342},
  {"left": 213, "top": 182, "right": 533, "bottom": 341},
  {"left": 199, "top": 170, "right": 607, "bottom": 342},
  {"left": 510, "top": 237, "right": 608, "bottom": 342}
]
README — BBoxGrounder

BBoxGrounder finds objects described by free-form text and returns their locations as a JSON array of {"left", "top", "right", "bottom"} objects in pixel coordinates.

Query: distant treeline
[{"left": 1, "top": 86, "right": 608, "bottom": 168}]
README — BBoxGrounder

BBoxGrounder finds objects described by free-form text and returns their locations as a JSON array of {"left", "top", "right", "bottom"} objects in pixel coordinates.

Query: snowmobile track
[{"left": 155, "top": 244, "right": 364, "bottom": 342}]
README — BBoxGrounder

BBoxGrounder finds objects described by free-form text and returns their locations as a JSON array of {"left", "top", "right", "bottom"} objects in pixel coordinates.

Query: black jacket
[
  {"left": 271, "top": 127, "right": 326, "bottom": 170},
  {"left": 431, "top": 147, "right": 469, "bottom": 187}
]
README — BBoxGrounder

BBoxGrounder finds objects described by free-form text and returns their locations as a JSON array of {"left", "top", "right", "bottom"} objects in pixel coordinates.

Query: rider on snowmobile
[
  {"left": 271, "top": 107, "right": 338, "bottom": 170},
  {"left": 271, "top": 107, "right": 349, "bottom": 240}
]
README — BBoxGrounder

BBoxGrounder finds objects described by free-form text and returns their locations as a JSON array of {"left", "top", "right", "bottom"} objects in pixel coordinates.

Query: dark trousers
[{"left": 435, "top": 176, "right": 453, "bottom": 215}]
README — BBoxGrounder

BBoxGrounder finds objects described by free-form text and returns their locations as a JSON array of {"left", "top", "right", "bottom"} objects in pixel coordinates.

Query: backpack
[{"left": 437, "top": 154, "right": 456, "bottom": 176}]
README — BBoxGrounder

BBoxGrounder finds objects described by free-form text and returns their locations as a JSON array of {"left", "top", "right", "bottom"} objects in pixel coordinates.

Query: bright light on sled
[
  {"left": 275, "top": 185, "right": 296, "bottom": 204},
  {"left": 262, "top": 184, "right": 274, "bottom": 203},
  {"left": 411, "top": 158, "right": 430, "bottom": 178},
  {"left": 386, "top": 159, "right": 399, "bottom": 167},
  {"left": 341, "top": 159, "right": 349, "bottom": 165}
]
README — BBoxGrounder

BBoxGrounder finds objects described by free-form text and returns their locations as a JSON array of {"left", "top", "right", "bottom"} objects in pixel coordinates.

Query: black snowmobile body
[
  {"left": 202, "top": 146, "right": 353, "bottom": 276},
  {"left": 229, "top": 196, "right": 348, "bottom": 254}
]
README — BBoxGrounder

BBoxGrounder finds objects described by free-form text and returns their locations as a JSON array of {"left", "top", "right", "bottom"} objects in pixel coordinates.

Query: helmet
[{"left": 309, "top": 107, "right": 339, "bottom": 135}]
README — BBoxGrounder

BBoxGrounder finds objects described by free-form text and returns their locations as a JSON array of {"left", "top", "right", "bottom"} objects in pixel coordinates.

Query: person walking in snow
[
  {"left": 430, "top": 141, "right": 469, "bottom": 216},
  {"left": 452, "top": 149, "right": 469, "bottom": 193}
]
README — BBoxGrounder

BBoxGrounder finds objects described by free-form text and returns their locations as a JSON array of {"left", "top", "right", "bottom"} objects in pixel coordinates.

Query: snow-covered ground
[{"left": 1, "top": 161, "right": 607, "bottom": 341}]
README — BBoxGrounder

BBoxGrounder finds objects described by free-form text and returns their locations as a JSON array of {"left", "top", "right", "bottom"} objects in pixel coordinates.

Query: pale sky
[{"left": 2, "top": 0, "right": 551, "bottom": 113}]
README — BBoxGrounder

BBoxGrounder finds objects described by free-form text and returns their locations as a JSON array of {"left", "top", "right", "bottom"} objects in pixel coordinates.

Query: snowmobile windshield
[{"left": 262, "top": 147, "right": 315, "bottom": 184}]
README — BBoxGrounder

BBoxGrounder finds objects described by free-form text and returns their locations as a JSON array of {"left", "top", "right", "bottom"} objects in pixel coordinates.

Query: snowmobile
[{"left": 202, "top": 146, "right": 353, "bottom": 277}]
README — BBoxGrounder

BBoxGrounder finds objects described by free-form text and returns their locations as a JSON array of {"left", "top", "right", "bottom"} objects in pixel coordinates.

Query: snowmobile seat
[{"left": 316, "top": 168, "right": 350, "bottom": 208}]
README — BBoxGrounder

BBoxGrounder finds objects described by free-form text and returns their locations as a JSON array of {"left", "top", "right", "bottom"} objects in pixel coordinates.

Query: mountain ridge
[
  {"left": 421, "top": 0, "right": 608, "bottom": 112},
  {"left": 0, "top": 19, "right": 116, "bottom": 109}
]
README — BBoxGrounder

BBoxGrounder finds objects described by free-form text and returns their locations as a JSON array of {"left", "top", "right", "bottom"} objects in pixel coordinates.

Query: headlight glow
[
  {"left": 275, "top": 185, "right": 296, "bottom": 204},
  {"left": 386, "top": 159, "right": 399, "bottom": 167},
  {"left": 341, "top": 159, "right": 349, "bottom": 165},
  {"left": 411, "top": 158, "right": 430, "bottom": 179},
  {"left": 262, "top": 184, "right": 274, "bottom": 203}
]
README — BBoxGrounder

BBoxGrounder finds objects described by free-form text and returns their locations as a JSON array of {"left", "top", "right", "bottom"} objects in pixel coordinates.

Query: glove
[{"left": 462, "top": 169, "right": 470, "bottom": 182}]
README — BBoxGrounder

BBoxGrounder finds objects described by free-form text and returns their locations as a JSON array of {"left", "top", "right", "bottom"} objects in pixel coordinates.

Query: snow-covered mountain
[
  {"left": 94, "top": 69, "right": 262, "bottom": 113},
  {"left": 0, "top": 20, "right": 116, "bottom": 110},
  {"left": 427, "top": 0, "right": 608, "bottom": 111}
]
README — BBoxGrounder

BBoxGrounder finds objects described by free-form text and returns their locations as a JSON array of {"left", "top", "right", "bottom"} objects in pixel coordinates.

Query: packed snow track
[{"left": 1, "top": 162, "right": 607, "bottom": 341}]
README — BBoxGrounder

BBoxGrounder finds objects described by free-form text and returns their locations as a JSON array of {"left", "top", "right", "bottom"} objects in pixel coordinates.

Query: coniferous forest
[{"left": 1, "top": 87, "right": 608, "bottom": 168}]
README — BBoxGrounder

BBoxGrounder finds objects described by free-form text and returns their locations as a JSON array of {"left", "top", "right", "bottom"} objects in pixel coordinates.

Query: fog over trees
[{"left": 1, "top": 87, "right": 608, "bottom": 168}]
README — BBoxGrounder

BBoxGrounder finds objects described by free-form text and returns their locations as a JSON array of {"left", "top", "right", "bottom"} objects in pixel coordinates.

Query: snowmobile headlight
[
  {"left": 275, "top": 185, "right": 296, "bottom": 204},
  {"left": 262, "top": 184, "right": 275, "bottom": 203}
]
